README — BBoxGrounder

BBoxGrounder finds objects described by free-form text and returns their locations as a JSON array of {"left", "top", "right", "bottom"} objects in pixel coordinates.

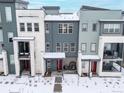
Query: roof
[
  {"left": 45, "top": 13, "right": 79, "bottom": 21},
  {"left": 13, "top": 37, "right": 34, "bottom": 41},
  {"left": 42, "top": 6, "right": 60, "bottom": 10},
  {"left": 16, "top": 0, "right": 29, "bottom": 4},
  {"left": 80, "top": 5, "right": 109, "bottom": 10},
  {"left": 81, "top": 55, "right": 100, "bottom": 61},
  {"left": 99, "top": 19, "right": 124, "bottom": 22},
  {"left": 0, "top": 0, "right": 15, "bottom": 3},
  {"left": 43, "top": 52, "right": 65, "bottom": 59}
]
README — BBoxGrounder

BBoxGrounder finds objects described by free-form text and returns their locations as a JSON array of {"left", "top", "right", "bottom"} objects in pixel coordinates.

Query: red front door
[
  {"left": 57, "top": 59, "right": 63, "bottom": 71},
  {"left": 91, "top": 62, "right": 97, "bottom": 73}
]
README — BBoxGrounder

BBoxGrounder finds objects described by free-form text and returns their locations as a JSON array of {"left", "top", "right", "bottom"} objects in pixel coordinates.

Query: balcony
[{"left": 18, "top": 52, "right": 30, "bottom": 60}]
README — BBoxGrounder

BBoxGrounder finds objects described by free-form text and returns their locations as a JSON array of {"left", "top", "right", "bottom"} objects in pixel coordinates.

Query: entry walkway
[{"left": 54, "top": 76, "right": 62, "bottom": 93}]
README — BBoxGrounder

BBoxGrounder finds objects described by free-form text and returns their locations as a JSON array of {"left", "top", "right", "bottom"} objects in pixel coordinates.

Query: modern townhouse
[
  {"left": 0, "top": 0, "right": 17, "bottom": 76},
  {"left": 14, "top": 9, "right": 45, "bottom": 77},
  {"left": 43, "top": 6, "right": 79, "bottom": 76},
  {"left": 77, "top": 5, "right": 124, "bottom": 77}
]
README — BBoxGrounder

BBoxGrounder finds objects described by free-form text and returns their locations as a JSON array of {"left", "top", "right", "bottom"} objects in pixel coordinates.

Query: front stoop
[{"left": 54, "top": 77, "right": 62, "bottom": 93}]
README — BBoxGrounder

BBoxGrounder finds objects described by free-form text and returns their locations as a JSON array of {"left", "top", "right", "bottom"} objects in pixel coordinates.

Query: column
[
  {"left": 30, "top": 40, "right": 35, "bottom": 76},
  {"left": 13, "top": 40, "right": 20, "bottom": 76}
]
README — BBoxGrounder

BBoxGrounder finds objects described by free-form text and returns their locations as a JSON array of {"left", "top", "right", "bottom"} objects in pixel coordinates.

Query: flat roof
[
  {"left": 81, "top": 55, "right": 100, "bottom": 61},
  {"left": 99, "top": 19, "right": 124, "bottom": 22},
  {"left": 43, "top": 52, "right": 65, "bottom": 59},
  {"left": 45, "top": 13, "right": 79, "bottom": 21},
  {"left": 0, "top": 0, "right": 15, "bottom": 3}
]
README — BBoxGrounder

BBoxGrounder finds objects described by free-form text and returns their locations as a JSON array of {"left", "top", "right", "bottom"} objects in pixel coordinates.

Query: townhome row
[{"left": 0, "top": 0, "right": 124, "bottom": 77}]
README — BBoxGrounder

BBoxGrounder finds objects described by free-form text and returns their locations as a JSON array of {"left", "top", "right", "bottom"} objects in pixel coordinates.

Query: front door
[
  {"left": 57, "top": 59, "right": 62, "bottom": 71},
  {"left": 91, "top": 61, "right": 97, "bottom": 74}
]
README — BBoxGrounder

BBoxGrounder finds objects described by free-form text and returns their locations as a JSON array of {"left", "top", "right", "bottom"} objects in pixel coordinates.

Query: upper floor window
[
  {"left": 103, "top": 24, "right": 120, "bottom": 33},
  {"left": 20, "top": 23, "right": 25, "bottom": 32},
  {"left": 46, "top": 42, "right": 50, "bottom": 51},
  {"left": 0, "top": 29, "right": 3, "bottom": 42},
  {"left": 5, "top": 7, "right": 12, "bottom": 22},
  {"left": 56, "top": 43, "right": 61, "bottom": 52},
  {"left": 8, "top": 32, "right": 13, "bottom": 42},
  {"left": 92, "top": 23, "right": 97, "bottom": 31},
  {"left": 27, "top": 23, "right": 32, "bottom": 32},
  {"left": 63, "top": 43, "right": 69, "bottom": 52},
  {"left": 82, "top": 23, "right": 88, "bottom": 32},
  {"left": 59, "top": 23, "right": 73, "bottom": 34},
  {"left": 45, "top": 24, "right": 49, "bottom": 33},
  {"left": 81, "top": 43, "right": 86, "bottom": 53},
  {"left": 90, "top": 43, "right": 96, "bottom": 52},
  {"left": 34, "top": 23, "right": 39, "bottom": 32},
  {"left": 70, "top": 43, "right": 76, "bottom": 52}
]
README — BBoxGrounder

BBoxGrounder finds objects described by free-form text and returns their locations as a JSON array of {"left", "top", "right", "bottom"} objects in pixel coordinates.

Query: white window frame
[
  {"left": 56, "top": 43, "right": 61, "bottom": 52},
  {"left": 34, "top": 23, "right": 39, "bottom": 32},
  {"left": 81, "top": 43, "right": 86, "bottom": 53},
  {"left": 90, "top": 43, "right": 96, "bottom": 52},
  {"left": 0, "top": 29, "right": 3, "bottom": 42},
  {"left": 63, "top": 43, "right": 69, "bottom": 52},
  {"left": 27, "top": 23, "right": 32, "bottom": 32},
  {"left": 5, "top": 7, "right": 12, "bottom": 22},
  {"left": 20, "top": 23, "right": 25, "bottom": 32},
  {"left": 82, "top": 23, "right": 88, "bottom": 32},
  {"left": 46, "top": 42, "right": 50, "bottom": 51}
]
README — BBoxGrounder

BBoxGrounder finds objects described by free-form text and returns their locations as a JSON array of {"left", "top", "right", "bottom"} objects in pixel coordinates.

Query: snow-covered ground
[
  {"left": 0, "top": 74, "right": 124, "bottom": 93},
  {"left": 62, "top": 74, "right": 124, "bottom": 93},
  {"left": 0, "top": 75, "right": 55, "bottom": 93}
]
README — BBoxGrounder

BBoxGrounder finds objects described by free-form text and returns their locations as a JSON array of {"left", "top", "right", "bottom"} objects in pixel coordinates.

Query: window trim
[
  {"left": 92, "top": 23, "right": 97, "bottom": 32},
  {"left": 46, "top": 42, "right": 50, "bottom": 51},
  {"left": 8, "top": 32, "right": 13, "bottom": 43},
  {"left": 34, "top": 23, "right": 39, "bottom": 32},
  {"left": 5, "top": 7, "right": 12, "bottom": 22},
  {"left": 82, "top": 23, "right": 88, "bottom": 32},
  {"left": 45, "top": 23, "right": 49, "bottom": 34},
  {"left": 70, "top": 42, "right": 76, "bottom": 52},
  {"left": 63, "top": 42, "right": 69, "bottom": 52},
  {"left": 27, "top": 23, "right": 32, "bottom": 32},
  {"left": 20, "top": 23, "right": 25, "bottom": 32},
  {"left": 90, "top": 43, "right": 96, "bottom": 52},
  {"left": 81, "top": 43, "right": 87, "bottom": 53}
]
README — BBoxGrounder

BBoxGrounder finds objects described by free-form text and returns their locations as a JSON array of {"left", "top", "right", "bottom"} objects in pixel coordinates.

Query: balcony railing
[{"left": 18, "top": 52, "right": 30, "bottom": 58}]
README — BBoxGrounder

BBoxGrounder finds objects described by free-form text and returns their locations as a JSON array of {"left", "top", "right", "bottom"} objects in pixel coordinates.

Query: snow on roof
[
  {"left": 43, "top": 52, "right": 65, "bottom": 59},
  {"left": 99, "top": 19, "right": 124, "bottom": 22},
  {"left": 81, "top": 55, "right": 100, "bottom": 61},
  {"left": 45, "top": 13, "right": 79, "bottom": 21}
]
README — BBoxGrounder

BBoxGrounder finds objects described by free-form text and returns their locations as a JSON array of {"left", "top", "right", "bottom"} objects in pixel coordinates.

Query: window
[
  {"left": 10, "top": 55, "right": 14, "bottom": 64},
  {"left": 91, "top": 43, "right": 96, "bottom": 52},
  {"left": 82, "top": 23, "right": 88, "bottom": 31},
  {"left": 59, "top": 23, "right": 73, "bottom": 34},
  {"left": 8, "top": 32, "right": 13, "bottom": 42},
  {"left": 63, "top": 43, "right": 69, "bottom": 52},
  {"left": 92, "top": 23, "right": 97, "bottom": 31},
  {"left": 27, "top": 23, "right": 32, "bottom": 31},
  {"left": 70, "top": 43, "right": 76, "bottom": 52},
  {"left": 103, "top": 24, "right": 120, "bottom": 33},
  {"left": 81, "top": 43, "right": 86, "bottom": 53},
  {"left": 46, "top": 42, "right": 50, "bottom": 51},
  {"left": 5, "top": 7, "right": 12, "bottom": 22},
  {"left": 45, "top": 24, "right": 49, "bottom": 33},
  {"left": 34, "top": 23, "right": 39, "bottom": 32},
  {"left": 0, "top": 12, "right": 1, "bottom": 23},
  {"left": 56, "top": 43, "right": 61, "bottom": 52},
  {"left": 18, "top": 42, "right": 29, "bottom": 53},
  {"left": 0, "top": 29, "right": 3, "bottom": 42},
  {"left": 20, "top": 23, "right": 25, "bottom": 31}
]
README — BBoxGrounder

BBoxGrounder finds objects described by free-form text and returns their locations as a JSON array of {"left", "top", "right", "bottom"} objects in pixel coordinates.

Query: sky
[{"left": 27, "top": 0, "right": 124, "bottom": 12}]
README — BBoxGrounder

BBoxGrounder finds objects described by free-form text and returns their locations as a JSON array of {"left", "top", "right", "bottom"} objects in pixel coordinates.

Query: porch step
[{"left": 22, "top": 70, "right": 30, "bottom": 75}]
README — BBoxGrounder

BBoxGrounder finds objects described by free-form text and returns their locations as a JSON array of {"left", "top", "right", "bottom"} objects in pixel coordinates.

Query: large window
[
  {"left": 90, "top": 43, "right": 96, "bottom": 52},
  {"left": 0, "top": 29, "right": 3, "bottom": 42},
  {"left": 8, "top": 32, "right": 13, "bottom": 42},
  {"left": 20, "top": 23, "right": 25, "bottom": 32},
  {"left": 34, "top": 23, "right": 39, "bottom": 32},
  {"left": 81, "top": 43, "right": 86, "bottom": 53},
  {"left": 82, "top": 23, "right": 88, "bottom": 32},
  {"left": 56, "top": 43, "right": 61, "bottom": 52},
  {"left": 63, "top": 43, "right": 69, "bottom": 52},
  {"left": 70, "top": 43, "right": 76, "bottom": 52},
  {"left": 5, "top": 7, "right": 12, "bottom": 22},
  {"left": 103, "top": 24, "right": 120, "bottom": 33},
  {"left": 27, "top": 23, "right": 32, "bottom": 32},
  {"left": 59, "top": 23, "right": 73, "bottom": 34}
]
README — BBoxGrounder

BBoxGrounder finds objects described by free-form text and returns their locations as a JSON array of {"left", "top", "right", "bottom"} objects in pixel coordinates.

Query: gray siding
[
  {"left": 79, "top": 10, "right": 122, "bottom": 55},
  {"left": 0, "top": 2, "right": 17, "bottom": 73},
  {"left": 45, "top": 21, "right": 79, "bottom": 57}
]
